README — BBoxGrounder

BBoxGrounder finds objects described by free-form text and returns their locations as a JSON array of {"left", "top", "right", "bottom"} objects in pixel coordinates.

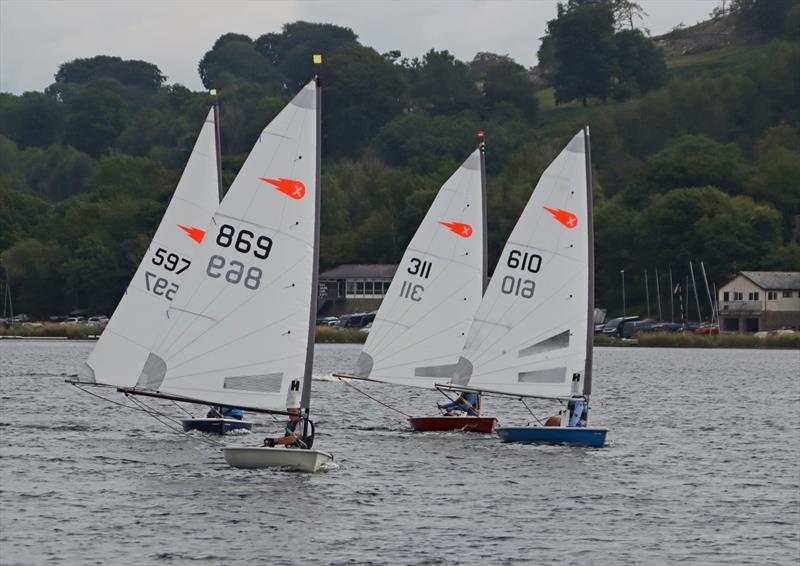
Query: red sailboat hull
[{"left": 408, "top": 415, "right": 497, "bottom": 433}]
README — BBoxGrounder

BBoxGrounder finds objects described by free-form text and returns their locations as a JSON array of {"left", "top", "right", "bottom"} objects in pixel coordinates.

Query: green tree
[
  {"left": 56, "top": 56, "right": 165, "bottom": 91},
  {"left": 255, "top": 22, "right": 359, "bottom": 88},
  {"left": 324, "top": 44, "right": 404, "bottom": 157},
  {"left": 64, "top": 88, "right": 127, "bottom": 157},
  {"left": 612, "top": 29, "right": 666, "bottom": 100},
  {"left": 546, "top": 3, "right": 617, "bottom": 105},
  {"left": 408, "top": 50, "right": 481, "bottom": 115},
  {"left": 198, "top": 33, "right": 278, "bottom": 89}
]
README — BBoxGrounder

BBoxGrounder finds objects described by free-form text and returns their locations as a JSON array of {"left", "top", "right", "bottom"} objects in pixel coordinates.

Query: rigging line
[
  {"left": 171, "top": 399, "right": 195, "bottom": 417},
  {"left": 70, "top": 382, "right": 163, "bottom": 414},
  {"left": 125, "top": 393, "right": 185, "bottom": 427},
  {"left": 125, "top": 393, "right": 225, "bottom": 448},
  {"left": 520, "top": 398, "right": 545, "bottom": 426},
  {"left": 337, "top": 377, "right": 412, "bottom": 418}
]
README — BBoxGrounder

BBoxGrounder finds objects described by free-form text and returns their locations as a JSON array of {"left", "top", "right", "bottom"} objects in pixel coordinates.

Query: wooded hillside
[{"left": 1, "top": 0, "right": 798, "bottom": 317}]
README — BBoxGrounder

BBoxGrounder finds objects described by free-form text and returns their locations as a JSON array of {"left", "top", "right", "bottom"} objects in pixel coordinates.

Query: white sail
[
  {"left": 451, "top": 130, "right": 590, "bottom": 399},
  {"left": 79, "top": 108, "right": 221, "bottom": 387},
  {"left": 134, "top": 80, "right": 319, "bottom": 412},
  {"left": 355, "top": 149, "right": 485, "bottom": 388}
]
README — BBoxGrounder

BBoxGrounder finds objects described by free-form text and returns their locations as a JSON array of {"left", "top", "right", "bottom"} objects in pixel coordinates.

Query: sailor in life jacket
[
  {"left": 207, "top": 406, "right": 244, "bottom": 420},
  {"left": 263, "top": 381, "right": 308, "bottom": 448},
  {"left": 567, "top": 398, "right": 587, "bottom": 427},
  {"left": 438, "top": 392, "right": 479, "bottom": 416}
]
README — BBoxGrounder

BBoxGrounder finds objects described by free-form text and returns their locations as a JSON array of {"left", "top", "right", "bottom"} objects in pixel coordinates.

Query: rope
[
  {"left": 126, "top": 394, "right": 224, "bottom": 447},
  {"left": 171, "top": 399, "right": 195, "bottom": 417},
  {"left": 69, "top": 383, "right": 223, "bottom": 448},
  {"left": 337, "top": 377, "right": 412, "bottom": 418},
  {"left": 520, "top": 398, "right": 545, "bottom": 426}
]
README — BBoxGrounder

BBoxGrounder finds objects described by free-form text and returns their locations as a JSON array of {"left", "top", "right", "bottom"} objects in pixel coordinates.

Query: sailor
[
  {"left": 263, "top": 407, "right": 307, "bottom": 448},
  {"left": 567, "top": 398, "right": 587, "bottom": 427},
  {"left": 438, "top": 392, "right": 479, "bottom": 416},
  {"left": 207, "top": 405, "right": 244, "bottom": 420}
]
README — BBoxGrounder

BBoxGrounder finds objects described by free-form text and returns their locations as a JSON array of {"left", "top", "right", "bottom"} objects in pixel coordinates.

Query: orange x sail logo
[
  {"left": 439, "top": 221, "right": 473, "bottom": 238},
  {"left": 178, "top": 225, "right": 206, "bottom": 243},
  {"left": 260, "top": 177, "right": 306, "bottom": 200},
  {"left": 543, "top": 207, "right": 578, "bottom": 229}
]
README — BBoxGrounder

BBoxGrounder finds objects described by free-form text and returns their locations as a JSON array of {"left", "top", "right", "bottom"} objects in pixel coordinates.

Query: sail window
[
  {"left": 224, "top": 374, "right": 283, "bottom": 393},
  {"left": 518, "top": 330, "right": 570, "bottom": 357},
  {"left": 518, "top": 367, "right": 567, "bottom": 384}
]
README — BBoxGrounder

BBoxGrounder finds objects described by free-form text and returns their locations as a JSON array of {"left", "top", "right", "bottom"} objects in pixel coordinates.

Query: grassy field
[{"left": 0, "top": 323, "right": 99, "bottom": 340}]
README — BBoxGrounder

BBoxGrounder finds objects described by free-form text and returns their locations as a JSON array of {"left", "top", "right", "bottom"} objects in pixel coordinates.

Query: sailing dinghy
[
  {"left": 72, "top": 107, "right": 257, "bottom": 430},
  {"left": 122, "top": 78, "right": 332, "bottom": 472},
  {"left": 446, "top": 128, "right": 607, "bottom": 448},
  {"left": 336, "top": 143, "right": 495, "bottom": 433}
]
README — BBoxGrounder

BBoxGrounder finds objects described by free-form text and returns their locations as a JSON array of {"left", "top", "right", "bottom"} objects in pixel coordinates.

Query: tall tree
[{"left": 546, "top": 3, "right": 617, "bottom": 105}]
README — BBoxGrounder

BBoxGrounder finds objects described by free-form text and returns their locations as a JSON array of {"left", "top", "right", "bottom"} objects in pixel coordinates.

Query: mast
[
  {"left": 689, "top": 261, "right": 702, "bottom": 323},
  {"left": 479, "top": 136, "right": 488, "bottom": 293},
  {"left": 655, "top": 267, "right": 663, "bottom": 322},
  {"left": 644, "top": 269, "right": 651, "bottom": 319},
  {"left": 301, "top": 75, "right": 321, "bottom": 413},
  {"left": 212, "top": 91, "right": 224, "bottom": 202},
  {"left": 583, "top": 126, "right": 594, "bottom": 399},
  {"left": 669, "top": 268, "right": 675, "bottom": 323},
  {"left": 700, "top": 261, "right": 715, "bottom": 324}
]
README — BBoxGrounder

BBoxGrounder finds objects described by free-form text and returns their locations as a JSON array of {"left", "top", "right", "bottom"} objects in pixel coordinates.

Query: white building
[{"left": 718, "top": 271, "right": 800, "bottom": 332}]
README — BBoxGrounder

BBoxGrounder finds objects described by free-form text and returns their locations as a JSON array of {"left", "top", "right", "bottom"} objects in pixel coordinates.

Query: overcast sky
[{"left": 1, "top": 0, "right": 718, "bottom": 94}]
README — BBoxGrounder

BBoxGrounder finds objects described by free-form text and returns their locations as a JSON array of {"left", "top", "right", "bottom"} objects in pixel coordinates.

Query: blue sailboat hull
[
  {"left": 496, "top": 426, "right": 607, "bottom": 448},
  {"left": 181, "top": 418, "right": 253, "bottom": 435}
]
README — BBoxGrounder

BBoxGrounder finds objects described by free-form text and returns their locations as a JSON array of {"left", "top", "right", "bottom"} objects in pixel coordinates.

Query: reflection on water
[{"left": 1, "top": 341, "right": 798, "bottom": 564}]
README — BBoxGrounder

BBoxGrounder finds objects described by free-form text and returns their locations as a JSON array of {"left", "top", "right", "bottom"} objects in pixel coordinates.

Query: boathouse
[
  {"left": 718, "top": 271, "right": 800, "bottom": 332},
  {"left": 318, "top": 264, "right": 397, "bottom": 316}
]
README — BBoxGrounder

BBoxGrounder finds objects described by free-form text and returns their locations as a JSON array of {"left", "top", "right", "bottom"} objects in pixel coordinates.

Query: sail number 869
[{"left": 207, "top": 255, "right": 263, "bottom": 290}]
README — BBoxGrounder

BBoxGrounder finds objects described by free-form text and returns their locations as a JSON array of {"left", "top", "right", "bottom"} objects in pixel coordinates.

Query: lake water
[{"left": 1, "top": 341, "right": 798, "bottom": 565}]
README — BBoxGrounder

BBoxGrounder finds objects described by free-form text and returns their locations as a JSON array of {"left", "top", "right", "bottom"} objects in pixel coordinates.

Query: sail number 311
[
  {"left": 502, "top": 249, "right": 541, "bottom": 299},
  {"left": 206, "top": 224, "right": 273, "bottom": 290}
]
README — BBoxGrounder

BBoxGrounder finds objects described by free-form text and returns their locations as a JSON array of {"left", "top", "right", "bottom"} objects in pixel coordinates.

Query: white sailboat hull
[{"left": 223, "top": 446, "right": 333, "bottom": 473}]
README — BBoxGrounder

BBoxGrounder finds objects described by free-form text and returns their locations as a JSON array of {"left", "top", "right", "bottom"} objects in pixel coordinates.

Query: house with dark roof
[
  {"left": 718, "top": 271, "right": 800, "bottom": 332},
  {"left": 318, "top": 264, "right": 398, "bottom": 316}
]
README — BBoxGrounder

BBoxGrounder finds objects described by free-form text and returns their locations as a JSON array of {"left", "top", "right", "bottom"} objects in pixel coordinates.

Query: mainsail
[
  {"left": 133, "top": 80, "right": 320, "bottom": 412},
  {"left": 450, "top": 129, "right": 592, "bottom": 400},
  {"left": 79, "top": 108, "right": 221, "bottom": 387},
  {"left": 354, "top": 147, "right": 486, "bottom": 388}
]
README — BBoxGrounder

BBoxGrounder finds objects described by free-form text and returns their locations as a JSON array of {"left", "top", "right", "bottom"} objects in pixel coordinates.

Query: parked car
[
  {"left": 62, "top": 317, "right": 85, "bottom": 325},
  {"left": 315, "top": 316, "right": 338, "bottom": 326},
  {"left": 87, "top": 315, "right": 109, "bottom": 327},
  {"left": 334, "top": 312, "right": 375, "bottom": 329},
  {"left": 602, "top": 316, "right": 640, "bottom": 338},
  {"left": 359, "top": 322, "right": 372, "bottom": 334}
]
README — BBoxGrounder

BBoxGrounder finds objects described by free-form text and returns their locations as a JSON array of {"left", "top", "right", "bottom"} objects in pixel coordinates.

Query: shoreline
[{"left": 2, "top": 327, "right": 797, "bottom": 349}]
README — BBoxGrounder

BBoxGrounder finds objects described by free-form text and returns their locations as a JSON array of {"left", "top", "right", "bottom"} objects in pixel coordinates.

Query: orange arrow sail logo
[
  {"left": 178, "top": 225, "right": 206, "bottom": 243},
  {"left": 260, "top": 177, "right": 306, "bottom": 200},
  {"left": 543, "top": 207, "right": 578, "bottom": 229},
  {"left": 439, "top": 221, "right": 473, "bottom": 238}
]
